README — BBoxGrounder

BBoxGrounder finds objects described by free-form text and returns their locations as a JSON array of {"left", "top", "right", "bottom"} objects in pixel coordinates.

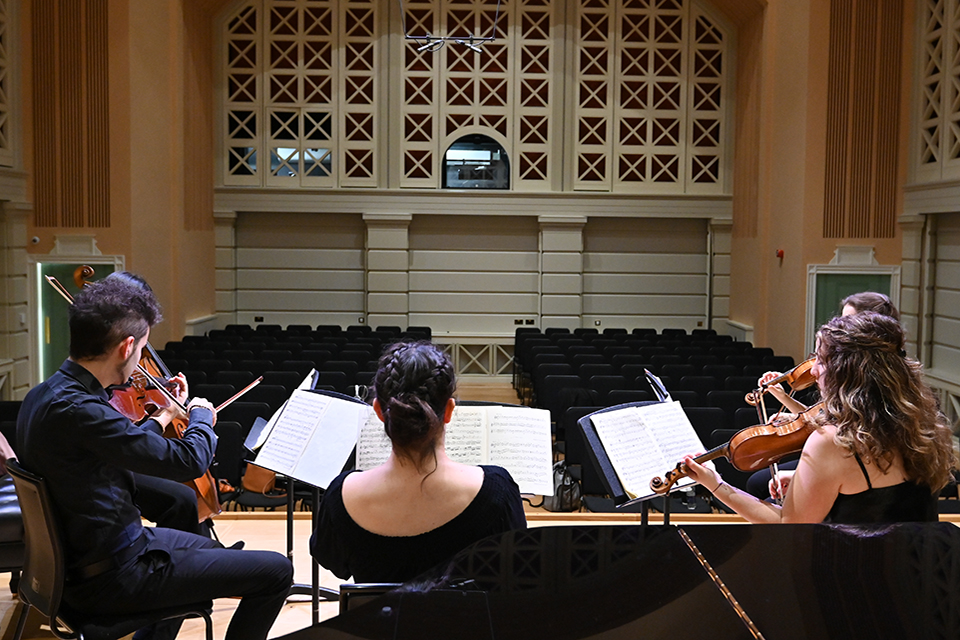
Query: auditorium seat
[
  {"left": 587, "top": 375, "right": 628, "bottom": 405},
  {"left": 192, "top": 383, "right": 236, "bottom": 407},
  {"left": 238, "top": 359, "right": 274, "bottom": 377},
  {"left": 261, "top": 370, "right": 306, "bottom": 392},
  {"left": 281, "top": 360, "right": 318, "bottom": 379},
  {"left": 214, "top": 370, "right": 257, "bottom": 388},
  {"left": 243, "top": 385, "right": 290, "bottom": 413}
]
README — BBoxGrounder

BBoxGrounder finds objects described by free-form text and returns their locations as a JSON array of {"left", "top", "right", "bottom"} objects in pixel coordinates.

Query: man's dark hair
[{"left": 69, "top": 274, "right": 162, "bottom": 360}]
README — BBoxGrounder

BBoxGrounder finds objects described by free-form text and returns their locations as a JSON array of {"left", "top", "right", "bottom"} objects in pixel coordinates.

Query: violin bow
[{"left": 216, "top": 376, "right": 263, "bottom": 413}]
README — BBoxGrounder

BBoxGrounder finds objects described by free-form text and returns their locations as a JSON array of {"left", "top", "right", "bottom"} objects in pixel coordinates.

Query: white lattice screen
[
  {"left": 223, "top": 0, "right": 380, "bottom": 187},
  {"left": 220, "top": 0, "right": 730, "bottom": 194},
  {"left": 0, "top": 0, "right": 11, "bottom": 168},
  {"left": 915, "top": 0, "right": 960, "bottom": 183}
]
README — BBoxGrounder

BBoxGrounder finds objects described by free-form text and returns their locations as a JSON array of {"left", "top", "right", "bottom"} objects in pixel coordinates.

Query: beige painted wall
[{"left": 24, "top": 0, "right": 217, "bottom": 347}]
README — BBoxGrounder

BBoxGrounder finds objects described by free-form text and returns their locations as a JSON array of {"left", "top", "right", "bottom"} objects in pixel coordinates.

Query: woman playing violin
[
  {"left": 758, "top": 291, "right": 899, "bottom": 414},
  {"left": 684, "top": 312, "right": 955, "bottom": 524}
]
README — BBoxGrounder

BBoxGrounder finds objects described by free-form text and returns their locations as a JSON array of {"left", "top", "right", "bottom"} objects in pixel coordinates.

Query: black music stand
[
  {"left": 248, "top": 388, "right": 369, "bottom": 624},
  {"left": 576, "top": 401, "right": 671, "bottom": 525}
]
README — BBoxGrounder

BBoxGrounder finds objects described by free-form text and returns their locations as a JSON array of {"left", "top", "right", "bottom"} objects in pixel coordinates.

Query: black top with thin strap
[
  {"left": 310, "top": 465, "right": 527, "bottom": 583},
  {"left": 823, "top": 452, "right": 938, "bottom": 524}
]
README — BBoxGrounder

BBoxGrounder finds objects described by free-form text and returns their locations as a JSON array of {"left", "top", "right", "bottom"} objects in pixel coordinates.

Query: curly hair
[
  {"left": 69, "top": 273, "right": 162, "bottom": 360},
  {"left": 815, "top": 312, "right": 954, "bottom": 491},
  {"left": 840, "top": 291, "right": 900, "bottom": 321},
  {"left": 372, "top": 341, "right": 456, "bottom": 472}
]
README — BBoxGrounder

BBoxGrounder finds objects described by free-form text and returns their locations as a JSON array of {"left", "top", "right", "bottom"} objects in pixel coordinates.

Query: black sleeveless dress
[{"left": 823, "top": 453, "right": 938, "bottom": 524}]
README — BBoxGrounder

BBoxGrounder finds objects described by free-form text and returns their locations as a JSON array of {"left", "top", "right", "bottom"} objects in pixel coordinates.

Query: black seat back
[{"left": 7, "top": 459, "right": 64, "bottom": 619}]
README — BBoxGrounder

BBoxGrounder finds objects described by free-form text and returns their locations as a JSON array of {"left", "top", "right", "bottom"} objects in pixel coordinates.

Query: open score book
[
  {"left": 588, "top": 401, "right": 714, "bottom": 501},
  {"left": 357, "top": 403, "right": 554, "bottom": 496},
  {"left": 252, "top": 388, "right": 554, "bottom": 495}
]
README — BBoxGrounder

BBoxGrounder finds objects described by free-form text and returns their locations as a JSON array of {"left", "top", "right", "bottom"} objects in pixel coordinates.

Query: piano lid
[{"left": 281, "top": 522, "right": 960, "bottom": 640}]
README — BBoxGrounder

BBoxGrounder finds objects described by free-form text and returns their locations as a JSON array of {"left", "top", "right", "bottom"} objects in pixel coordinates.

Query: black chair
[
  {"left": 243, "top": 385, "right": 291, "bottom": 413},
  {"left": 299, "top": 350, "right": 332, "bottom": 367},
  {"left": 217, "top": 402, "right": 274, "bottom": 438},
  {"left": 261, "top": 370, "right": 306, "bottom": 391},
  {"left": 764, "top": 355, "right": 796, "bottom": 372},
  {"left": 539, "top": 374, "right": 584, "bottom": 425},
  {"left": 605, "top": 389, "right": 653, "bottom": 405},
  {"left": 677, "top": 375, "right": 720, "bottom": 403},
  {"left": 213, "top": 420, "right": 245, "bottom": 502},
  {"left": 668, "top": 390, "right": 701, "bottom": 407},
  {"left": 578, "top": 363, "right": 615, "bottom": 383},
  {"left": 682, "top": 406, "right": 727, "bottom": 443},
  {"left": 314, "top": 371, "right": 348, "bottom": 393},
  {"left": 280, "top": 360, "right": 318, "bottom": 379},
  {"left": 701, "top": 364, "right": 739, "bottom": 379},
  {"left": 660, "top": 364, "right": 697, "bottom": 381},
  {"left": 724, "top": 376, "right": 758, "bottom": 393},
  {"left": 213, "top": 370, "right": 257, "bottom": 388},
  {"left": 194, "top": 359, "right": 233, "bottom": 380},
  {"left": 260, "top": 350, "right": 294, "bottom": 365},
  {"left": 219, "top": 350, "right": 255, "bottom": 365},
  {"left": 404, "top": 326, "right": 431, "bottom": 339},
  {"left": 319, "top": 361, "right": 359, "bottom": 386},
  {"left": 191, "top": 384, "right": 237, "bottom": 407},
  {"left": 570, "top": 353, "right": 605, "bottom": 369},
  {"left": 587, "top": 375, "right": 629, "bottom": 406},
  {"left": 686, "top": 354, "right": 719, "bottom": 370},
  {"left": 6, "top": 459, "right": 214, "bottom": 640},
  {"left": 561, "top": 406, "right": 605, "bottom": 495}
]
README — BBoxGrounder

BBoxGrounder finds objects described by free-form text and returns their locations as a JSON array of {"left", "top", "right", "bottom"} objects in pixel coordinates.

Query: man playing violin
[
  {"left": 16, "top": 275, "right": 292, "bottom": 640},
  {"left": 683, "top": 312, "right": 954, "bottom": 524}
]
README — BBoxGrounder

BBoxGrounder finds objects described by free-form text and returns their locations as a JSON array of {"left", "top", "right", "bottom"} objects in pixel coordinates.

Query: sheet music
[
  {"left": 356, "top": 411, "right": 391, "bottom": 470},
  {"left": 488, "top": 407, "right": 553, "bottom": 495},
  {"left": 445, "top": 406, "right": 487, "bottom": 465},
  {"left": 254, "top": 389, "right": 369, "bottom": 488},
  {"left": 251, "top": 370, "right": 317, "bottom": 451},
  {"left": 637, "top": 402, "right": 707, "bottom": 469},
  {"left": 590, "top": 408, "right": 666, "bottom": 499}
]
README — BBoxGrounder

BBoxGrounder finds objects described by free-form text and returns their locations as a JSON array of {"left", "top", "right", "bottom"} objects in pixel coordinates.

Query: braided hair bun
[{"left": 373, "top": 341, "right": 456, "bottom": 470}]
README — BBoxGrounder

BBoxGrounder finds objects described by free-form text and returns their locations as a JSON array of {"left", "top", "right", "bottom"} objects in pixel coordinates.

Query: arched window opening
[{"left": 442, "top": 134, "right": 510, "bottom": 189}]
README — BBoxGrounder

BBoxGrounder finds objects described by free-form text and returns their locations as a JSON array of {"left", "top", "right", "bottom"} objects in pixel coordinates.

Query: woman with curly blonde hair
[{"left": 684, "top": 312, "right": 956, "bottom": 523}]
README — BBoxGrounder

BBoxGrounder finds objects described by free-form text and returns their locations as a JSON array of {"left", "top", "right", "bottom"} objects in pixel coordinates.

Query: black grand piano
[{"left": 279, "top": 521, "right": 960, "bottom": 640}]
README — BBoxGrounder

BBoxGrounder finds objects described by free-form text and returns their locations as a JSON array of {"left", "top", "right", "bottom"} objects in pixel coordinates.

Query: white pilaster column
[
  {"left": 364, "top": 213, "right": 412, "bottom": 328},
  {"left": 213, "top": 211, "right": 238, "bottom": 327},
  {"left": 539, "top": 215, "right": 586, "bottom": 329}
]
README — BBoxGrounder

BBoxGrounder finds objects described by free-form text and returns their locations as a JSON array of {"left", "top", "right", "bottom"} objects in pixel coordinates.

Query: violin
[
  {"left": 649, "top": 402, "right": 823, "bottom": 495},
  {"left": 745, "top": 357, "right": 816, "bottom": 406},
  {"left": 48, "top": 267, "right": 223, "bottom": 522}
]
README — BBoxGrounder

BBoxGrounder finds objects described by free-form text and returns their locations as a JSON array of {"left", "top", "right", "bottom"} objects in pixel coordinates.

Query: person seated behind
[
  {"left": 745, "top": 291, "right": 901, "bottom": 498},
  {"left": 311, "top": 341, "right": 527, "bottom": 583},
  {"left": 683, "top": 312, "right": 955, "bottom": 524},
  {"left": 16, "top": 275, "right": 291, "bottom": 640}
]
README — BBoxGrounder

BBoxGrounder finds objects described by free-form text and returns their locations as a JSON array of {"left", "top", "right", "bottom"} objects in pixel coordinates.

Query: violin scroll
[
  {"left": 73, "top": 265, "right": 96, "bottom": 289},
  {"left": 745, "top": 358, "right": 816, "bottom": 406},
  {"left": 650, "top": 462, "right": 688, "bottom": 495}
]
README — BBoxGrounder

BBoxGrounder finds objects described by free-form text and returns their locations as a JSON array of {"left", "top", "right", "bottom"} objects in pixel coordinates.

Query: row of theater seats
[
  {"left": 513, "top": 326, "right": 798, "bottom": 431},
  {"left": 155, "top": 323, "right": 433, "bottom": 447}
]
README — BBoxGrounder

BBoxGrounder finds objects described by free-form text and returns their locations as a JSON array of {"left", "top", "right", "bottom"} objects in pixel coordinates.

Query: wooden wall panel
[
  {"left": 823, "top": 0, "right": 901, "bottom": 239},
  {"left": 31, "top": 0, "right": 110, "bottom": 228}
]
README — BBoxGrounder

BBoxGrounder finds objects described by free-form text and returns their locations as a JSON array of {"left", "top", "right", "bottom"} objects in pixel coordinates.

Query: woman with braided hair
[
  {"left": 682, "top": 312, "right": 956, "bottom": 523},
  {"left": 310, "top": 341, "right": 526, "bottom": 582}
]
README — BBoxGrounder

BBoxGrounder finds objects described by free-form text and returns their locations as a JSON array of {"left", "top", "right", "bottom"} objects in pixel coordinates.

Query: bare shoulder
[{"left": 800, "top": 424, "right": 856, "bottom": 478}]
